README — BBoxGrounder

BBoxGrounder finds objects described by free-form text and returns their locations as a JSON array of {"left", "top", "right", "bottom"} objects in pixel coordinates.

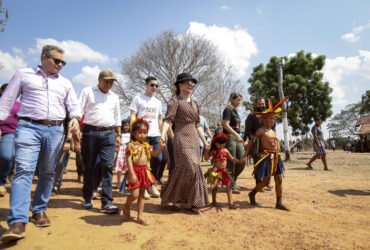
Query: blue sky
[{"left": 1, "top": 0, "right": 369, "bottom": 138}]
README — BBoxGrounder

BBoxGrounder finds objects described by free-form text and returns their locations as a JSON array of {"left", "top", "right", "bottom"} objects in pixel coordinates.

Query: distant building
[{"left": 355, "top": 115, "right": 370, "bottom": 152}]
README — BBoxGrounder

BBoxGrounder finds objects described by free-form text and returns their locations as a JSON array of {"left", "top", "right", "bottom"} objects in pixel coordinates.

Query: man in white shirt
[
  {"left": 129, "top": 76, "right": 162, "bottom": 198},
  {"left": 79, "top": 70, "right": 121, "bottom": 213}
]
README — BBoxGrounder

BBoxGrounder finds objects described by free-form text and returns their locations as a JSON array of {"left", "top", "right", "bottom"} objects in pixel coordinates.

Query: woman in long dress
[{"left": 160, "top": 73, "right": 210, "bottom": 213}]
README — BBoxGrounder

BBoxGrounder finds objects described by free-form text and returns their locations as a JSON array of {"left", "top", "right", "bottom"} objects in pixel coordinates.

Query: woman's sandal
[
  {"left": 137, "top": 218, "right": 150, "bottom": 226},
  {"left": 229, "top": 203, "right": 239, "bottom": 210},
  {"left": 122, "top": 207, "right": 131, "bottom": 220},
  {"left": 187, "top": 206, "right": 200, "bottom": 214}
]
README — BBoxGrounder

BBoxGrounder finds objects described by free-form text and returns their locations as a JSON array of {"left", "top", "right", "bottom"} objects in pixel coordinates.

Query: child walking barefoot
[
  {"left": 123, "top": 118, "right": 165, "bottom": 225},
  {"left": 243, "top": 97, "right": 290, "bottom": 211},
  {"left": 204, "top": 134, "right": 244, "bottom": 209},
  {"left": 113, "top": 119, "right": 130, "bottom": 188}
]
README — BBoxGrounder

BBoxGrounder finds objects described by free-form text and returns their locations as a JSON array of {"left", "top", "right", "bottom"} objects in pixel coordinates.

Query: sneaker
[
  {"left": 232, "top": 186, "right": 240, "bottom": 194},
  {"left": 92, "top": 191, "right": 100, "bottom": 200},
  {"left": 51, "top": 186, "right": 59, "bottom": 196},
  {"left": 149, "top": 184, "right": 160, "bottom": 198},
  {"left": 83, "top": 200, "right": 93, "bottom": 209},
  {"left": 0, "top": 186, "right": 6, "bottom": 197},
  {"left": 144, "top": 189, "right": 150, "bottom": 200},
  {"left": 100, "top": 204, "right": 118, "bottom": 214}
]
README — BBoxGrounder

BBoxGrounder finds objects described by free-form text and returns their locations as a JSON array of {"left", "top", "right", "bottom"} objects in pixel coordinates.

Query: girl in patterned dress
[
  {"left": 122, "top": 119, "right": 165, "bottom": 225},
  {"left": 204, "top": 134, "right": 243, "bottom": 210},
  {"left": 113, "top": 120, "right": 130, "bottom": 188}
]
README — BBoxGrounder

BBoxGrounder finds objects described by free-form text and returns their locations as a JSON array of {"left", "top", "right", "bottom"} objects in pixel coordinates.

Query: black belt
[
  {"left": 20, "top": 117, "right": 63, "bottom": 126},
  {"left": 84, "top": 124, "right": 115, "bottom": 131}
]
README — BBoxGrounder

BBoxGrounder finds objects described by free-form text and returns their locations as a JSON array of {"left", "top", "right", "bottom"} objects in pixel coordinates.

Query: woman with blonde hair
[{"left": 222, "top": 93, "right": 246, "bottom": 194}]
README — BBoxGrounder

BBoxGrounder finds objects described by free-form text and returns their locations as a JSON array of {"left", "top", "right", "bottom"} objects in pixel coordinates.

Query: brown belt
[
  {"left": 20, "top": 117, "right": 63, "bottom": 126},
  {"left": 84, "top": 124, "right": 115, "bottom": 131}
]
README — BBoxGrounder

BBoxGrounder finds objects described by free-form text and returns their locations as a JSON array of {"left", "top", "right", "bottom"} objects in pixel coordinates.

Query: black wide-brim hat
[{"left": 174, "top": 72, "right": 197, "bottom": 85}]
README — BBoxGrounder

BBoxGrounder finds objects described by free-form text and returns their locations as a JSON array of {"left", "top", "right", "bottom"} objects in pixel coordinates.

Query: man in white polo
[{"left": 129, "top": 76, "right": 162, "bottom": 199}]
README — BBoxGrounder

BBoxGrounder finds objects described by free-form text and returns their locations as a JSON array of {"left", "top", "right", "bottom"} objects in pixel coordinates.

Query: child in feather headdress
[
  {"left": 122, "top": 118, "right": 165, "bottom": 225},
  {"left": 204, "top": 133, "right": 244, "bottom": 209},
  {"left": 243, "top": 97, "right": 290, "bottom": 211}
]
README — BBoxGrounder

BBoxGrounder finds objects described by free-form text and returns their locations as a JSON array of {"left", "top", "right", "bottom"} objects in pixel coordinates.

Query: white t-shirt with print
[{"left": 129, "top": 94, "right": 162, "bottom": 137}]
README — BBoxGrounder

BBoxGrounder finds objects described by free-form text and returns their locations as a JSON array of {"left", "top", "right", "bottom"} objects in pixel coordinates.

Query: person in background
[
  {"left": 306, "top": 118, "right": 330, "bottom": 171},
  {"left": 129, "top": 76, "right": 163, "bottom": 199},
  {"left": 222, "top": 93, "right": 246, "bottom": 194},
  {"left": 0, "top": 84, "right": 20, "bottom": 197}
]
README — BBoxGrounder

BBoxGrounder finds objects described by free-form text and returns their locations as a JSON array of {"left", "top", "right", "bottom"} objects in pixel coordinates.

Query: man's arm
[{"left": 130, "top": 110, "right": 137, "bottom": 125}]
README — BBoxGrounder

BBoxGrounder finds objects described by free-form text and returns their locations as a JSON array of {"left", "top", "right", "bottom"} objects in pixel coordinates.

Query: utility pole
[{"left": 277, "top": 61, "right": 291, "bottom": 161}]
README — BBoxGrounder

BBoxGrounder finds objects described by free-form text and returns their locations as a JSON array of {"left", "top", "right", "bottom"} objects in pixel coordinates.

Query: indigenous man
[{"left": 243, "top": 98, "right": 290, "bottom": 211}]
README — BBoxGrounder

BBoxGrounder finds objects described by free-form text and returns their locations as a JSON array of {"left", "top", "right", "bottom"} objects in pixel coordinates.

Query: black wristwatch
[{"left": 65, "top": 138, "right": 72, "bottom": 143}]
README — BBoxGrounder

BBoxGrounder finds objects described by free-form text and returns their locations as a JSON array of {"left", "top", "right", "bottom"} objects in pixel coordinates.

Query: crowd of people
[{"left": 0, "top": 44, "right": 330, "bottom": 243}]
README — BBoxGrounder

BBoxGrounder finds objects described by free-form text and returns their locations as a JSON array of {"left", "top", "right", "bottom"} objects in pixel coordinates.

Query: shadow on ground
[{"left": 328, "top": 189, "right": 370, "bottom": 197}]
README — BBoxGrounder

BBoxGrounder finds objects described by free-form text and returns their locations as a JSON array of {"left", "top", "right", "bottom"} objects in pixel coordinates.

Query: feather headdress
[{"left": 253, "top": 96, "right": 289, "bottom": 118}]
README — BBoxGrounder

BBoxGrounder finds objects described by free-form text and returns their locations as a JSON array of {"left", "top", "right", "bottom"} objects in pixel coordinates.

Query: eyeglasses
[
  {"left": 150, "top": 84, "right": 158, "bottom": 88},
  {"left": 187, "top": 81, "right": 196, "bottom": 87},
  {"left": 48, "top": 56, "right": 66, "bottom": 66}
]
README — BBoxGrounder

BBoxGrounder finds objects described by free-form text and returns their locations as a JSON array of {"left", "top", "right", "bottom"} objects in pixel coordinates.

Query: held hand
[
  {"left": 318, "top": 143, "right": 322, "bottom": 148},
  {"left": 205, "top": 143, "right": 210, "bottom": 150},
  {"left": 237, "top": 135, "right": 244, "bottom": 143},
  {"left": 69, "top": 118, "right": 79, "bottom": 131},
  {"left": 129, "top": 174, "right": 137, "bottom": 184},
  {"left": 62, "top": 142, "right": 70, "bottom": 152},
  {"left": 160, "top": 136, "right": 166, "bottom": 144},
  {"left": 159, "top": 140, "right": 166, "bottom": 148}
]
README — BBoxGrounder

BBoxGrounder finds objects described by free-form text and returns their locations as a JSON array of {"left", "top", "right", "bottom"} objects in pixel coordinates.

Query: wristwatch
[{"left": 65, "top": 138, "right": 72, "bottom": 143}]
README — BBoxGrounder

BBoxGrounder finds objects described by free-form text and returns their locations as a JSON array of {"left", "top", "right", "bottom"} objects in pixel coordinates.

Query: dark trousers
[
  {"left": 82, "top": 127, "right": 115, "bottom": 205},
  {"left": 147, "top": 136, "right": 162, "bottom": 180},
  {"left": 75, "top": 153, "right": 84, "bottom": 177},
  {"left": 167, "top": 137, "right": 175, "bottom": 176}
]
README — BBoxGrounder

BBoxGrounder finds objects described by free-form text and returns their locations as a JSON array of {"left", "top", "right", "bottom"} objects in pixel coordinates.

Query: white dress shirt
[
  {"left": 79, "top": 85, "right": 121, "bottom": 127},
  {"left": 0, "top": 67, "right": 81, "bottom": 121}
]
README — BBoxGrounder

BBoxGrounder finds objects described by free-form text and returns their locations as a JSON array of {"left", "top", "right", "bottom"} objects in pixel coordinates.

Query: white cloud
[
  {"left": 341, "top": 23, "right": 370, "bottom": 43},
  {"left": 186, "top": 22, "right": 258, "bottom": 77},
  {"left": 72, "top": 66, "right": 101, "bottom": 86},
  {"left": 220, "top": 5, "right": 231, "bottom": 11},
  {"left": 0, "top": 50, "right": 27, "bottom": 81},
  {"left": 11, "top": 47, "right": 24, "bottom": 57},
  {"left": 322, "top": 50, "right": 370, "bottom": 105},
  {"left": 29, "top": 38, "right": 109, "bottom": 63}
]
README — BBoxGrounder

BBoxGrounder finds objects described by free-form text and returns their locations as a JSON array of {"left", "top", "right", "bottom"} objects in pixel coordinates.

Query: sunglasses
[
  {"left": 48, "top": 56, "right": 66, "bottom": 66},
  {"left": 150, "top": 84, "right": 158, "bottom": 88},
  {"left": 187, "top": 81, "right": 196, "bottom": 87}
]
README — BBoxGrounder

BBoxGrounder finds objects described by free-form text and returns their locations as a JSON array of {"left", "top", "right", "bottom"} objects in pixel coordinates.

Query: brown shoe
[
  {"left": 0, "top": 186, "right": 6, "bottom": 197},
  {"left": 0, "top": 222, "right": 25, "bottom": 242},
  {"left": 30, "top": 212, "right": 50, "bottom": 227}
]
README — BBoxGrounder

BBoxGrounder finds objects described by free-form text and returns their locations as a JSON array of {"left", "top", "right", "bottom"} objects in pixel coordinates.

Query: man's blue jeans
[
  {"left": 0, "top": 133, "right": 15, "bottom": 186},
  {"left": 82, "top": 127, "right": 115, "bottom": 206},
  {"left": 147, "top": 136, "right": 162, "bottom": 180},
  {"left": 7, "top": 119, "right": 64, "bottom": 226}
]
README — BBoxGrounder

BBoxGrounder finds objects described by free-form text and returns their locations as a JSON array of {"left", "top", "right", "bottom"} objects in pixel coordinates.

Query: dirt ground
[{"left": 0, "top": 150, "right": 369, "bottom": 249}]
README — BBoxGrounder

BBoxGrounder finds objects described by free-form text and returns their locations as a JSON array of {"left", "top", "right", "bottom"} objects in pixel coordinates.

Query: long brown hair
[{"left": 226, "top": 93, "right": 243, "bottom": 110}]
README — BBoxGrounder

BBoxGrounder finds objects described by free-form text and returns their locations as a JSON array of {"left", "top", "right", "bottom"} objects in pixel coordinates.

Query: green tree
[
  {"left": 247, "top": 50, "right": 333, "bottom": 135},
  {"left": 327, "top": 103, "right": 361, "bottom": 137},
  {"left": 359, "top": 90, "right": 370, "bottom": 114},
  {"left": 0, "top": 0, "right": 9, "bottom": 32}
]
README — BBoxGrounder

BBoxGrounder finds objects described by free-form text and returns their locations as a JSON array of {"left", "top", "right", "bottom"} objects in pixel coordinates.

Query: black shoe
[
  {"left": 83, "top": 200, "right": 93, "bottom": 209},
  {"left": 101, "top": 204, "right": 118, "bottom": 214}
]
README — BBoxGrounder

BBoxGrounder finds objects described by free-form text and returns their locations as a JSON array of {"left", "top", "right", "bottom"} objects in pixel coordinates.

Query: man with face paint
[{"left": 79, "top": 70, "right": 121, "bottom": 214}]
